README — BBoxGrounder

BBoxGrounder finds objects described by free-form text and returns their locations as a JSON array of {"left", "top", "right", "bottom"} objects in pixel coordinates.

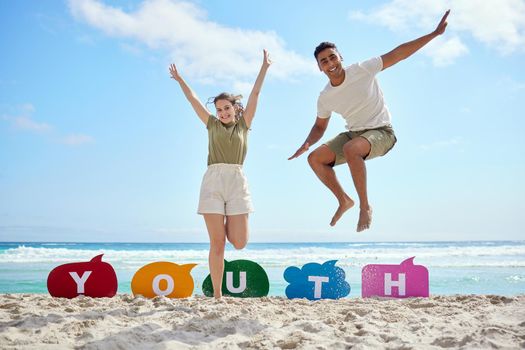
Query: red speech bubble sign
[{"left": 47, "top": 254, "right": 118, "bottom": 298}]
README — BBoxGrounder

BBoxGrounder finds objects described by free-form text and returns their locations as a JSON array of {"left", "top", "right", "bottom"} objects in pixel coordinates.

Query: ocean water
[{"left": 0, "top": 241, "right": 524, "bottom": 296}]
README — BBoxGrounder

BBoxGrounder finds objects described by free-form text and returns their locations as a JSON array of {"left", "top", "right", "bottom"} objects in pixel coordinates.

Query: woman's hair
[{"left": 208, "top": 92, "right": 244, "bottom": 120}]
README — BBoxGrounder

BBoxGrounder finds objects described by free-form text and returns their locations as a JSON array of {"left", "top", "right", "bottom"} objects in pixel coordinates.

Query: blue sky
[{"left": 1, "top": 0, "right": 524, "bottom": 243}]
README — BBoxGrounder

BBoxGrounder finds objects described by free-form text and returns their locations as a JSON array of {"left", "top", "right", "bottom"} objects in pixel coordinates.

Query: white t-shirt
[{"left": 317, "top": 57, "right": 391, "bottom": 131}]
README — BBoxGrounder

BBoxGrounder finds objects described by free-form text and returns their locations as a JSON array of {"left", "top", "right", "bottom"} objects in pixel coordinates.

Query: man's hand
[
  {"left": 381, "top": 9, "right": 451, "bottom": 70},
  {"left": 288, "top": 142, "right": 310, "bottom": 160},
  {"left": 434, "top": 10, "right": 450, "bottom": 36}
]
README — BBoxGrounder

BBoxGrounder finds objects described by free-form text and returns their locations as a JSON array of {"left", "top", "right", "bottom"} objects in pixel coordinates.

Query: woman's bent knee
[
  {"left": 227, "top": 234, "right": 247, "bottom": 250},
  {"left": 231, "top": 240, "right": 247, "bottom": 250}
]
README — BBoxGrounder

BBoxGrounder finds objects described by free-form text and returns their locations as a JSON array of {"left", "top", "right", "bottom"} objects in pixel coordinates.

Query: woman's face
[{"left": 215, "top": 99, "right": 236, "bottom": 124}]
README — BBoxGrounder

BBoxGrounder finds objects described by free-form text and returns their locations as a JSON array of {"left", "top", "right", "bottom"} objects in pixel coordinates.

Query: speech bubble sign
[
  {"left": 131, "top": 262, "right": 197, "bottom": 298},
  {"left": 47, "top": 254, "right": 118, "bottom": 298},
  {"left": 202, "top": 259, "right": 269, "bottom": 298},
  {"left": 362, "top": 257, "right": 429, "bottom": 298},
  {"left": 284, "top": 260, "right": 350, "bottom": 300}
]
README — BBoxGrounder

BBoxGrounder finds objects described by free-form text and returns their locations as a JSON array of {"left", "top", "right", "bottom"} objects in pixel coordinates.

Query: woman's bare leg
[
  {"left": 203, "top": 214, "right": 227, "bottom": 298},
  {"left": 225, "top": 214, "right": 249, "bottom": 250}
]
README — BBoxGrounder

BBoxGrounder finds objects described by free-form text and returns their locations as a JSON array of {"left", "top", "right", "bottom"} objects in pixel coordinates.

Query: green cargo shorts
[{"left": 324, "top": 125, "right": 397, "bottom": 165}]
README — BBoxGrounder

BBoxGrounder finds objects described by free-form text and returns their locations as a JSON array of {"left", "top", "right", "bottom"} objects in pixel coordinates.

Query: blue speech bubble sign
[{"left": 283, "top": 260, "right": 350, "bottom": 300}]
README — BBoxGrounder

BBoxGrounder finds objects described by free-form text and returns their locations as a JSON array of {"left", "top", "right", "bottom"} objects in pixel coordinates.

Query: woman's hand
[
  {"left": 262, "top": 49, "right": 272, "bottom": 68},
  {"left": 169, "top": 64, "right": 182, "bottom": 82}
]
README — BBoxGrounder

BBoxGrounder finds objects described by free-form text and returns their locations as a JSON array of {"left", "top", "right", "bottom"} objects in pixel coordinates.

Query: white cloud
[
  {"left": 2, "top": 105, "right": 51, "bottom": 133},
  {"left": 152, "top": 228, "right": 202, "bottom": 235},
  {"left": 419, "top": 137, "right": 462, "bottom": 152},
  {"left": 350, "top": 0, "right": 525, "bottom": 65},
  {"left": 232, "top": 81, "right": 254, "bottom": 98},
  {"left": 266, "top": 144, "right": 281, "bottom": 150},
  {"left": 68, "top": 0, "right": 316, "bottom": 85},
  {"left": 423, "top": 36, "right": 469, "bottom": 66},
  {"left": 497, "top": 76, "right": 525, "bottom": 92},
  {"left": 12, "top": 116, "right": 52, "bottom": 132},
  {"left": 1, "top": 104, "right": 94, "bottom": 146},
  {"left": 60, "top": 134, "right": 95, "bottom": 145},
  {"left": 20, "top": 103, "right": 36, "bottom": 114},
  {"left": 119, "top": 42, "right": 143, "bottom": 56},
  {"left": 350, "top": 0, "right": 445, "bottom": 33},
  {"left": 76, "top": 34, "right": 96, "bottom": 45},
  {"left": 452, "top": 0, "right": 525, "bottom": 54}
]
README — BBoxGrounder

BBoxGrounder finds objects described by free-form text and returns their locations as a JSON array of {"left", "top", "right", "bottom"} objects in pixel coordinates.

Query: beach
[
  {"left": 2, "top": 241, "right": 525, "bottom": 296},
  {"left": 2, "top": 241, "right": 524, "bottom": 348},
  {"left": 1, "top": 293, "right": 524, "bottom": 349}
]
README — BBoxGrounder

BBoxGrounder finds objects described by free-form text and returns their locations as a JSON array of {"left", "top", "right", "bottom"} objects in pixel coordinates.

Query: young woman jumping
[{"left": 169, "top": 50, "right": 271, "bottom": 298}]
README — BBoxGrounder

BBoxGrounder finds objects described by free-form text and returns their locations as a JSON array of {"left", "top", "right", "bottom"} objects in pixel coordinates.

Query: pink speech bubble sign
[{"left": 361, "top": 257, "right": 429, "bottom": 298}]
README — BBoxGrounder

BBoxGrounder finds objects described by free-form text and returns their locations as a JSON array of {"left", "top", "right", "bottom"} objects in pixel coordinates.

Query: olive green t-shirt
[{"left": 207, "top": 115, "right": 249, "bottom": 166}]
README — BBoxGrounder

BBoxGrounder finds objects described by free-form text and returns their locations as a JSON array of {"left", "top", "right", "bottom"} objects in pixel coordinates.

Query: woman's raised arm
[
  {"left": 169, "top": 64, "right": 210, "bottom": 126},
  {"left": 243, "top": 50, "right": 272, "bottom": 128}
]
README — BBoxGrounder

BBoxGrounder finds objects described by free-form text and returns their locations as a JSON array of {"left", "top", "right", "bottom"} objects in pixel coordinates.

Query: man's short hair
[{"left": 314, "top": 42, "right": 339, "bottom": 61}]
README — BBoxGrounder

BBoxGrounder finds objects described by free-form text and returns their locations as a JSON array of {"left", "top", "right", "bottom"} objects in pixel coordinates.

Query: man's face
[{"left": 316, "top": 48, "right": 344, "bottom": 81}]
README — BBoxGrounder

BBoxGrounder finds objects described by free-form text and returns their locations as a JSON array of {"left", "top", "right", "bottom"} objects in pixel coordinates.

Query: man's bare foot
[
  {"left": 330, "top": 196, "right": 355, "bottom": 226},
  {"left": 357, "top": 207, "right": 372, "bottom": 232}
]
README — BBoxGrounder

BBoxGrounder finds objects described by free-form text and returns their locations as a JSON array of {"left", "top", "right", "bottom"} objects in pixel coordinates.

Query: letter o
[{"left": 152, "top": 274, "right": 175, "bottom": 296}]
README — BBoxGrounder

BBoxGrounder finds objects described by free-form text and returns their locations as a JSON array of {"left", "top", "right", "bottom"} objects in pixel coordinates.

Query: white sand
[{"left": 0, "top": 294, "right": 524, "bottom": 349}]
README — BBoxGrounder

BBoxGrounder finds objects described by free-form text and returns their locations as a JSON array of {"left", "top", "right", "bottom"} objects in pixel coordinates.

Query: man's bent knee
[
  {"left": 308, "top": 146, "right": 335, "bottom": 167},
  {"left": 343, "top": 139, "right": 370, "bottom": 160},
  {"left": 307, "top": 150, "right": 319, "bottom": 167}
]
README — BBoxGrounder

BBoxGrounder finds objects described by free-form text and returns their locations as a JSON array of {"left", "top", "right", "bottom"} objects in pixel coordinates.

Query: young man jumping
[{"left": 289, "top": 10, "right": 450, "bottom": 232}]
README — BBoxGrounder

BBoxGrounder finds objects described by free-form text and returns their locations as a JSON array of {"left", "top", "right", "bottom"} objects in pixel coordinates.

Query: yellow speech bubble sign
[{"left": 131, "top": 262, "right": 197, "bottom": 298}]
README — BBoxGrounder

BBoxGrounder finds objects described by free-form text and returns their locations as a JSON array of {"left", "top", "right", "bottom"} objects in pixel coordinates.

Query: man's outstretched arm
[
  {"left": 288, "top": 117, "right": 330, "bottom": 160},
  {"left": 381, "top": 10, "right": 450, "bottom": 71}
]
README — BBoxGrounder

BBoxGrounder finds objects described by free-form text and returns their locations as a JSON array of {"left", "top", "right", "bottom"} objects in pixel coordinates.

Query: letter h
[{"left": 384, "top": 273, "right": 406, "bottom": 296}]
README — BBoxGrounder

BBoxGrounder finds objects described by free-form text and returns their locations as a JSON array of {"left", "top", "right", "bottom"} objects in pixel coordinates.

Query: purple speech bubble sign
[{"left": 361, "top": 257, "right": 429, "bottom": 298}]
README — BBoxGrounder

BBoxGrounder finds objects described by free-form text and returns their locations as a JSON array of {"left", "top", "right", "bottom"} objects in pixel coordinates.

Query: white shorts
[{"left": 197, "top": 163, "right": 254, "bottom": 216}]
